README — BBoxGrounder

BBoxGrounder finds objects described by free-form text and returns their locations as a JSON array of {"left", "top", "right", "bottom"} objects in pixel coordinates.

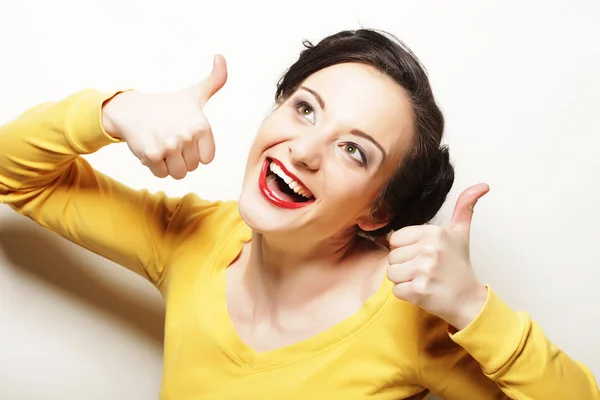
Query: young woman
[{"left": 0, "top": 29, "right": 598, "bottom": 399}]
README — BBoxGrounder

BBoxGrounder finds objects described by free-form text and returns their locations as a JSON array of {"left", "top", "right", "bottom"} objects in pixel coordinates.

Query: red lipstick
[{"left": 258, "top": 158, "right": 314, "bottom": 209}]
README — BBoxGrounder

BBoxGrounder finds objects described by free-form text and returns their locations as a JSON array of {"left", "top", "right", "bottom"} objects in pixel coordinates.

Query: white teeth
[{"left": 268, "top": 161, "right": 313, "bottom": 199}]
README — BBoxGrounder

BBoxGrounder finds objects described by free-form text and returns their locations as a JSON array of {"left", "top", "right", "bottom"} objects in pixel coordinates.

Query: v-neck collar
[{"left": 206, "top": 222, "right": 393, "bottom": 371}]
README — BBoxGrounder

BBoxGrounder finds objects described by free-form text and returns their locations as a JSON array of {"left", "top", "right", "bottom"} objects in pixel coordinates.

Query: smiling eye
[
  {"left": 295, "top": 101, "right": 315, "bottom": 123},
  {"left": 342, "top": 143, "right": 366, "bottom": 165}
]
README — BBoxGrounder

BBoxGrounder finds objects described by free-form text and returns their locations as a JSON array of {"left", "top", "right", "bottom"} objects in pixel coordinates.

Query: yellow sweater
[{"left": 0, "top": 89, "right": 598, "bottom": 400}]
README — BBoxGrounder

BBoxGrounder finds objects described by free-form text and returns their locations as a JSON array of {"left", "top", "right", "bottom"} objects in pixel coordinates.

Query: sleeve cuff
[
  {"left": 449, "top": 285, "right": 526, "bottom": 374},
  {"left": 65, "top": 89, "right": 128, "bottom": 154}
]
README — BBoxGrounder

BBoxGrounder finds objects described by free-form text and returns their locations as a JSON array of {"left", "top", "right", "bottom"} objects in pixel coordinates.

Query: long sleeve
[
  {"left": 0, "top": 89, "right": 203, "bottom": 287},
  {"left": 419, "top": 287, "right": 599, "bottom": 399}
]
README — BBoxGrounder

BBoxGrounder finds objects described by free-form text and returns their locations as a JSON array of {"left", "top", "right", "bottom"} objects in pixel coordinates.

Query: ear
[{"left": 356, "top": 208, "right": 391, "bottom": 232}]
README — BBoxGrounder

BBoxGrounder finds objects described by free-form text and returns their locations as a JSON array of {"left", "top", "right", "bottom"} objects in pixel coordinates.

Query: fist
[
  {"left": 386, "top": 183, "right": 490, "bottom": 330},
  {"left": 102, "top": 54, "right": 227, "bottom": 179}
]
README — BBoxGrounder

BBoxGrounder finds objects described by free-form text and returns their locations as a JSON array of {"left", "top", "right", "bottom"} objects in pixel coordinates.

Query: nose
[{"left": 288, "top": 134, "right": 323, "bottom": 172}]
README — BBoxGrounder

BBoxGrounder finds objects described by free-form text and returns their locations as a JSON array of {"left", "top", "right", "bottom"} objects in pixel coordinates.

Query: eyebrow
[
  {"left": 299, "top": 85, "right": 387, "bottom": 160},
  {"left": 350, "top": 129, "right": 387, "bottom": 160},
  {"left": 300, "top": 86, "right": 325, "bottom": 110}
]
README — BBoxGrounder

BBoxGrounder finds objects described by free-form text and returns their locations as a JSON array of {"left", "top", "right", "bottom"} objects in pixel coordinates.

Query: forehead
[{"left": 300, "top": 63, "right": 414, "bottom": 159}]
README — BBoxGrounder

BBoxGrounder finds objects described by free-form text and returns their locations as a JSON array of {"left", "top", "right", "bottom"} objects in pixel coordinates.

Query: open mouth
[{"left": 258, "top": 158, "right": 315, "bottom": 209}]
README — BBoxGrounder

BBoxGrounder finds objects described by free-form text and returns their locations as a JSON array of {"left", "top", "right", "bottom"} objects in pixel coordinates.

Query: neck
[{"left": 244, "top": 229, "right": 365, "bottom": 309}]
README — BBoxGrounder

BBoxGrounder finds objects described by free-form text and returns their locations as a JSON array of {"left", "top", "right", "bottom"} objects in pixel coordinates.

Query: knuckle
[
  {"left": 138, "top": 156, "right": 150, "bottom": 167},
  {"left": 420, "top": 242, "right": 437, "bottom": 255},
  {"left": 421, "top": 258, "right": 438, "bottom": 275},
  {"left": 419, "top": 244, "right": 441, "bottom": 266},
  {"left": 429, "top": 248, "right": 441, "bottom": 264},
  {"left": 431, "top": 226, "right": 445, "bottom": 240},
  {"left": 412, "top": 279, "right": 429, "bottom": 297},
  {"left": 178, "top": 129, "right": 196, "bottom": 144},
  {"left": 190, "top": 117, "right": 209, "bottom": 134},
  {"left": 143, "top": 149, "right": 165, "bottom": 163},
  {"left": 162, "top": 139, "right": 179, "bottom": 153}
]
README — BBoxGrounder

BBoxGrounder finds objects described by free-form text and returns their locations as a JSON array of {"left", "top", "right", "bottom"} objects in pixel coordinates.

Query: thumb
[
  {"left": 196, "top": 54, "right": 228, "bottom": 105},
  {"left": 449, "top": 183, "right": 490, "bottom": 234}
]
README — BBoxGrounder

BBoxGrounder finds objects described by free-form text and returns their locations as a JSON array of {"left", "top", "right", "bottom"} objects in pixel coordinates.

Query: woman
[{"left": 0, "top": 29, "right": 597, "bottom": 399}]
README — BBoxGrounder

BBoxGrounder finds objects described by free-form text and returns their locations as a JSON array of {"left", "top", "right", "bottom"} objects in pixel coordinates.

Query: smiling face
[{"left": 238, "top": 62, "right": 415, "bottom": 242}]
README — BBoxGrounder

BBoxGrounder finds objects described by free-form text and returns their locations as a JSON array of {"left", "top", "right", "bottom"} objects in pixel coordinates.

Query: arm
[
  {"left": 0, "top": 89, "right": 194, "bottom": 286},
  {"left": 387, "top": 185, "right": 598, "bottom": 398},
  {"left": 419, "top": 287, "right": 600, "bottom": 399}
]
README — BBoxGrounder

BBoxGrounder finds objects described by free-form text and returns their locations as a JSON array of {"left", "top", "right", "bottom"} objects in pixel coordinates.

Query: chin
[{"left": 238, "top": 197, "right": 287, "bottom": 234}]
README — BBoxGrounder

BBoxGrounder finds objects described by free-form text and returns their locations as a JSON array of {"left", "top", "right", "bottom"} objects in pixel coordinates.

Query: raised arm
[
  {"left": 419, "top": 289, "right": 600, "bottom": 399},
  {"left": 0, "top": 90, "right": 171, "bottom": 284},
  {"left": 387, "top": 184, "right": 599, "bottom": 398},
  {"left": 0, "top": 55, "right": 228, "bottom": 287}
]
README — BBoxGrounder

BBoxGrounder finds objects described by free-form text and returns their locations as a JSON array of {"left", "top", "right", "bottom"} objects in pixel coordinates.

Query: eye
[
  {"left": 341, "top": 143, "right": 367, "bottom": 166},
  {"left": 295, "top": 100, "right": 315, "bottom": 123}
]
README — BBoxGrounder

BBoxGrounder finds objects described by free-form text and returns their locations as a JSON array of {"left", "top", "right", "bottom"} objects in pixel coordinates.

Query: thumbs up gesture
[
  {"left": 102, "top": 54, "right": 228, "bottom": 179},
  {"left": 387, "top": 183, "right": 490, "bottom": 330}
]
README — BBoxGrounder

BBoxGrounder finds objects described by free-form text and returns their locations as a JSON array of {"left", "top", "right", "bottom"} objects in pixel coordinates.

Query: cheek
[
  {"left": 247, "top": 132, "right": 265, "bottom": 159},
  {"left": 243, "top": 129, "right": 271, "bottom": 180},
  {"left": 248, "top": 115, "right": 293, "bottom": 157},
  {"left": 325, "top": 173, "right": 382, "bottom": 210},
  {"left": 245, "top": 131, "right": 271, "bottom": 167}
]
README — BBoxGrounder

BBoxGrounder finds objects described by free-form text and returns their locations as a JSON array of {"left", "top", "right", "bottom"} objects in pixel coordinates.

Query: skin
[
  {"left": 231, "top": 63, "right": 417, "bottom": 351},
  {"left": 104, "top": 56, "right": 488, "bottom": 352},
  {"left": 239, "top": 63, "right": 414, "bottom": 254}
]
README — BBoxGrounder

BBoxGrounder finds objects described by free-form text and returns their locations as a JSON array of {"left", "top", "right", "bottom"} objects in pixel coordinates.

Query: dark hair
[{"left": 275, "top": 29, "right": 454, "bottom": 236}]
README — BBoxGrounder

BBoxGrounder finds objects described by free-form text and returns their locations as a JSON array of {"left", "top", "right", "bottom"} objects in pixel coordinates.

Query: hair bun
[
  {"left": 373, "top": 145, "right": 454, "bottom": 236},
  {"left": 414, "top": 145, "right": 454, "bottom": 221}
]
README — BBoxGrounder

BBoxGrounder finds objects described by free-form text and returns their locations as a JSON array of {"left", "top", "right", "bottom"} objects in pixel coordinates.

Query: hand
[
  {"left": 102, "top": 54, "right": 227, "bottom": 179},
  {"left": 386, "top": 183, "right": 490, "bottom": 330}
]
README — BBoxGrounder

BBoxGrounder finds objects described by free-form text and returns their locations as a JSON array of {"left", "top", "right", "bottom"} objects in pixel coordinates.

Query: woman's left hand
[{"left": 386, "top": 183, "right": 490, "bottom": 330}]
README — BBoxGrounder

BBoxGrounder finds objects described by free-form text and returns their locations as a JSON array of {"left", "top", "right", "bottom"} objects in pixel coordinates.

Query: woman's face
[{"left": 238, "top": 62, "right": 414, "bottom": 242}]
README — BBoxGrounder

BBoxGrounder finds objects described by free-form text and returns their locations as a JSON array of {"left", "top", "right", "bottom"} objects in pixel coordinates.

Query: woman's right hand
[{"left": 102, "top": 54, "right": 227, "bottom": 179}]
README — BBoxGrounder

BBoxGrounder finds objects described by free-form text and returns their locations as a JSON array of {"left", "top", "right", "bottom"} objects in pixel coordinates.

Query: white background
[{"left": 0, "top": 0, "right": 599, "bottom": 398}]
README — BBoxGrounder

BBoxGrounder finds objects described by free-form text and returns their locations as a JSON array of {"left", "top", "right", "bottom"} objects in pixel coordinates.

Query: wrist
[
  {"left": 101, "top": 91, "right": 133, "bottom": 140},
  {"left": 450, "top": 284, "right": 488, "bottom": 331}
]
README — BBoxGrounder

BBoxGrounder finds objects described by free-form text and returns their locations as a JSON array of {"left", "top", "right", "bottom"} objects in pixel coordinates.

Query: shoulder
[
  {"left": 171, "top": 194, "right": 246, "bottom": 233},
  {"left": 159, "top": 194, "right": 250, "bottom": 292},
  {"left": 163, "top": 194, "right": 250, "bottom": 254}
]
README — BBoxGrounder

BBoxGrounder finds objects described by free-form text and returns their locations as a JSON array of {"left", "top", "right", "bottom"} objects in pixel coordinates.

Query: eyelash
[
  {"left": 294, "top": 100, "right": 314, "bottom": 118},
  {"left": 293, "top": 99, "right": 368, "bottom": 167},
  {"left": 343, "top": 143, "right": 368, "bottom": 166}
]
